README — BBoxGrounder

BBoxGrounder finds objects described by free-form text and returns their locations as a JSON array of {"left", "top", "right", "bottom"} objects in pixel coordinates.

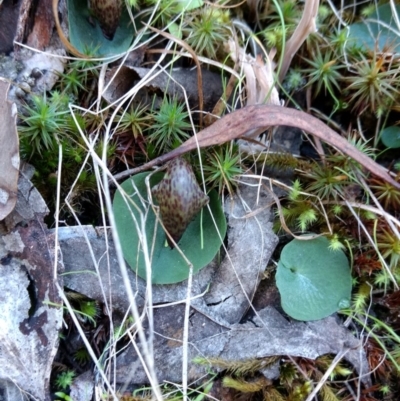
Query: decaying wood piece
[
  {"left": 113, "top": 104, "right": 400, "bottom": 190},
  {"left": 0, "top": 79, "right": 19, "bottom": 221},
  {"left": 0, "top": 0, "right": 21, "bottom": 53},
  {"left": 14, "top": 0, "right": 60, "bottom": 53}
]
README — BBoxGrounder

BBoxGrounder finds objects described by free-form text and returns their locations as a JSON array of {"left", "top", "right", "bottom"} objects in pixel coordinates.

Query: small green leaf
[
  {"left": 381, "top": 126, "right": 400, "bottom": 149},
  {"left": 67, "top": 0, "right": 136, "bottom": 56},
  {"left": 113, "top": 171, "right": 226, "bottom": 284},
  {"left": 55, "top": 393, "right": 73, "bottom": 401},
  {"left": 276, "top": 235, "right": 352, "bottom": 321}
]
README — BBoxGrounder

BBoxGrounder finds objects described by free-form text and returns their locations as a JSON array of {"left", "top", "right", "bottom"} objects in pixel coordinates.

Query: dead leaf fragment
[
  {"left": 279, "top": 0, "right": 320, "bottom": 82},
  {"left": 227, "top": 38, "right": 281, "bottom": 110},
  {"left": 0, "top": 78, "right": 19, "bottom": 220}
]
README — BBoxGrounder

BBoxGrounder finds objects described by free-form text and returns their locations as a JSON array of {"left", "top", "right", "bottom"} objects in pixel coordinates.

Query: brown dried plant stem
[
  {"left": 113, "top": 104, "right": 400, "bottom": 190},
  {"left": 279, "top": 0, "right": 320, "bottom": 83}
]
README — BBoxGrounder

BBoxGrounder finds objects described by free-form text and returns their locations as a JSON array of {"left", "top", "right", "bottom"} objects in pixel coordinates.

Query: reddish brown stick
[{"left": 113, "top": 105, "right": 400, "bottom": 189}]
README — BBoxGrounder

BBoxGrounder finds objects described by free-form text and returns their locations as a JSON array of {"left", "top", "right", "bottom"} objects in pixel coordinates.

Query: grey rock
[
  {"left": 0, "top": 380, "right": 29, "bottom": 401},
  {"left": 0, "top": 163, "right": 49, "bottom": 233},
  {"left": 113, "top": 305, "right": 368, "bottom": 386},
  {"left": 0, "top": 163, "right": 62, "bottom": 401},
  {"left": 0, "top": 222, "right": 63, "bottom": 401},
  {"left": 70, "top": 371, "right": 94, "bottom": 401},
  {"left": 193, "top": 178, "right": 278, "bottom": 325}
]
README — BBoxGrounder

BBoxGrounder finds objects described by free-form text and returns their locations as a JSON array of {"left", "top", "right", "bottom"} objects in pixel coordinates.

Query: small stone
[
  {"left": 15, "top": 88, "right": 26, "bottom": 98},
  {"left": 30, "top": 68, "right": 42, "bottom": 78},
  {"left": 19, "top": 82, "right": 31, "bottom": 93},
  {"left": 25, "top": 77, "right": 35, "bottom": 87}
]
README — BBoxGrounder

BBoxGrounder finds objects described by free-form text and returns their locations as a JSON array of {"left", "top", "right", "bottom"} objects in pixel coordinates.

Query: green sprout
[
  {"left": 19, "top": 91, "right": 71, "bottom": 157},
  {"left": 147, "top": 96, "right": 191, "bottom": 154},
  {"left": 203, "top": 144, "right": 243, "bottom": 196},
  {"left": 301, "top": 47, "right": 343, "bottom": 108},
  {"left": 185, "top": 7, "right": 230, "bottom": 59},
  {"left": 346, "top": 52, "right": 400, "bottom": 114},
  {"left": 55, "top": 370, "right": 76, "bottom": 391}
]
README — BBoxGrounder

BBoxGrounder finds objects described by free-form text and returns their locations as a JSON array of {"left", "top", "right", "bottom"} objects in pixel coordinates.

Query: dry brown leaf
[
  {"left": 113, "top": 104, "right": 400, "bottom": 191},
  {"left": 0, "top": 79, "right": 19, "bottom": 221},
  {"left": 227, "top": 38, "right": 281, "bottom": 110},
  {"left": 279, "top": 0, "right": 320, "bottom": 82}
]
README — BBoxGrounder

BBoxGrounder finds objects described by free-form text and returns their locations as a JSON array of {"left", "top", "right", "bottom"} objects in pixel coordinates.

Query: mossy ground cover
[{"left": 16, "top": 0, "right": 400, "bottom": 399}]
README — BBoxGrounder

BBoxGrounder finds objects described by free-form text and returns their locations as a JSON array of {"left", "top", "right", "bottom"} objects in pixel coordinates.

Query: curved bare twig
[{"left": 112, "top": 104, "right": 400, "bottom": 190}]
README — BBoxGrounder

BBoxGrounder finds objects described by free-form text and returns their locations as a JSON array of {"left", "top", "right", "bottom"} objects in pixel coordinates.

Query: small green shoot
[
  {"left": 301, "top": 48, "right": 343, "bottom": 109},
  {"left": 147, "top": 96, "right": 191, "bottom": 154},
  {"left": 19, "top": 92, "right": 71, "bottom": 157},
  {"left": 203, "top": 144, "right": 243, "bottom": 196},
  {"left": 55, "top": 370, "right": 76, "bottom": 391},
  {"left": 185, "top": 7, "right": 230, "bottom": 59}
]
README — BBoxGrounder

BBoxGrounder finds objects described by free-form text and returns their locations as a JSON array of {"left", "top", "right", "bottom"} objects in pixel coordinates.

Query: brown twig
[{"left": 112, "top": 104, "right": 400, "bottom": 190}]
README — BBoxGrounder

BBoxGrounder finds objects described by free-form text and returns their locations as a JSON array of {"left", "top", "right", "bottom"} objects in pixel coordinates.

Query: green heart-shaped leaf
[
  {"left": 381, "top": 126, "right": 400, "bottom": 149},
  {"left": 276, "top": 236, "right": 352, "bottom": 321},
  {"left": 113, "top": 171, "right": 226, "bottom": 284},
  {"left": 347, "top": 3, "right": 400, "bottom": 53}
]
